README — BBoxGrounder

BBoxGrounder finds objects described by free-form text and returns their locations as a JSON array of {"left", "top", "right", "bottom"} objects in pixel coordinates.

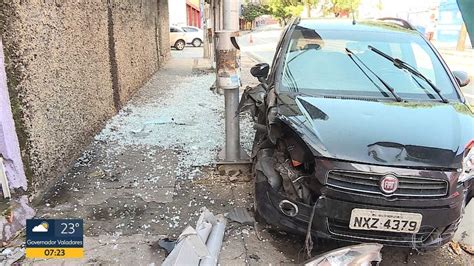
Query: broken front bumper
[{"left": 255, "top": 179, "right": 464, "bottom": 249}]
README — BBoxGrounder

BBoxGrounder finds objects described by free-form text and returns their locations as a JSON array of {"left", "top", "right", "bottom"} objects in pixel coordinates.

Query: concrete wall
[
  {"left": 112, "top": 0, "right": 163, "bottom": 103},
  {"left": 0, "top": 0, "right": 170, "bottom": 191}
]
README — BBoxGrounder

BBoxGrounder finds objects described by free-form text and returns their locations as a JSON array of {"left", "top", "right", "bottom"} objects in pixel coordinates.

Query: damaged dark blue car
[{"left": 241, "top": 18, "right": 474, "bottom": 249}]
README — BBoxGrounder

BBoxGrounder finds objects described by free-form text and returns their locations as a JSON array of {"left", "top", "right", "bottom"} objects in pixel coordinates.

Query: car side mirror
[
  {"left": 250, "top": 63, "right": 269, "bottom": 82},
  {"left": 453, "top": 71, "right": 470, "bottom": 87}
]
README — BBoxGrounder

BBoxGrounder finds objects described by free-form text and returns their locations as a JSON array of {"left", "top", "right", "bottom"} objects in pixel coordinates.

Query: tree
[
  {"left": 329, "top": 0, "right": 361, "bottom": 17},
  {"left": 320, "top": 0, "right": 333, "bottom": 16},
  {"left": 321, "top": 0, "right": 361, "bottom": 17},
  {"left": 304, "top": 0, "right": 319, "bottom": 18},
  {"left": 241, "top": 4, "right": 267, "bottom": 24},
  {"left": 376, "top": 0, "right": 383, "bottom": 11},
  {"left": 268, "top": 0, "right": 305, "bottom": 25}
]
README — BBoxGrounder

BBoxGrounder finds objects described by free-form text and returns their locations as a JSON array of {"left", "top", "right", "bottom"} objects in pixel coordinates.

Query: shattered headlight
[
  {"left": 304, "top": 243, "right": 383, "bottom": 266},
  {"left": 459, "top": 143, "right": 474, "bottom": 183}
]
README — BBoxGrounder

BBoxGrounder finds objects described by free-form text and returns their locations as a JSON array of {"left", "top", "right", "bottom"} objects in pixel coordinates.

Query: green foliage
[
  {"left": 303, "top": 0, "right": 320, "bottom": 17},
  {"left": 329, "top": 0, "right": 361, "bottom": 15},
  {"left": 332, "top": 0, "right": 360, "bottom": 11},
  {"left": 241, "top": 4, "right": 267, "bottom": 22},
  {"left": 303, "top": 0, "right": 320, "bottom": 9},
  {"left": 268, "top": 0, "right": 306, "bottom": 24},
  {"left": 320, "top": 0, "right": 333, "bottom": 16},
  {"left": 376, "top": 0, "right": 383, "bottom": 11}
]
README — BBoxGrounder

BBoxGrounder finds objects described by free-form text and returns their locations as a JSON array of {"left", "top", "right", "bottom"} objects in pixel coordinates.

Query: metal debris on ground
[
  {"left": 162, "top": 226, "right": 209, "bottom": 266},
  {"left": 157, "top": 238, "right": 177, "bottom": 255},
  {"left": 131, "top": 118, "right": 186, "bottom": 134},
  {"left": 249, "top": 254, "right": 261, "bottom": 261},
  {"left": 0, "top": 246, "right": 25, "bottom": 265},
  {"left": 459, "top": 242, "right": 474, "bottom": 255},
  {"left": 1, "top": 196, "right": 35, "bottom": 244},
  {"left": 304, "top": 243, "right": 383, "bottom": 266},
  {"left": 88, "top": 169, "right": 106, "bottom": 178},
  {"left": 162, "top": 207, "right": 227, "bottom": 266},
  {"left": 449, "top": 241, "right": 463, "bottom": 255},
  {"left": 199, "top": 214, "right": 226, "bottom": 266},
  {"left": 225, "top": 207, "right": 255, "bottom": 225}
]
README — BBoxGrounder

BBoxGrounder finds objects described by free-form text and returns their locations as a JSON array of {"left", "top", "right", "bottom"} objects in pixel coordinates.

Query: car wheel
[
  {"left": 174, "top": 40, "right": 185, "bottom": 50},
  {"left": 192, "top": 38, "right": 202, "bottom": 47}
]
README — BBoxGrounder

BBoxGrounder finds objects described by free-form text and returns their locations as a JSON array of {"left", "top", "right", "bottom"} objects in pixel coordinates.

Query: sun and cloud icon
[{"left": 32, "top": 222, "right": 49, "bottom": 233}]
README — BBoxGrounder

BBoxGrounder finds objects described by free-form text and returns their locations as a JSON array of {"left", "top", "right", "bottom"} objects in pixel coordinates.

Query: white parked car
[
  {"left": 181, "top": 26, "right": 204, "bottom": 47},
  {"left": 170, "top": 26, "right": 186, "bottom": 50}
]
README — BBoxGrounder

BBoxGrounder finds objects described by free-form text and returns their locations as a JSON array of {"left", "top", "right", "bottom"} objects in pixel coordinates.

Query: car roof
[{"left": 297, "top": 18, "right": 419, "bottom": 35}]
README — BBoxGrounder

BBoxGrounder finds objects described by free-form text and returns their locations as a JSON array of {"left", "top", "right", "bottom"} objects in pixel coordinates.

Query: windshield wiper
[
  {"left": 345, "top": 48, "right": 402, "bottom": 102},
  {"left": 368, "top": 45, "right": 449, "bottom": 103}
]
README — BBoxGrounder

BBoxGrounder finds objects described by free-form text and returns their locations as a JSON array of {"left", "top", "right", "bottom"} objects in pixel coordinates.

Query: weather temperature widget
[{"left": 26, "top": 219, "right": 84, "bottom": 259}]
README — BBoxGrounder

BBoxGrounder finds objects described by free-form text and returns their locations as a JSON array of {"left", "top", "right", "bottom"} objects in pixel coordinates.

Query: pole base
[{"left": 217, "top": 147, "right": 251, "bottom": 165}]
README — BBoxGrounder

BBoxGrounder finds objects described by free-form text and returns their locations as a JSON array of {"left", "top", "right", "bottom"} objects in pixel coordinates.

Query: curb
[{"left": 243, "top": 51, "right": 269, "bottom": 64}]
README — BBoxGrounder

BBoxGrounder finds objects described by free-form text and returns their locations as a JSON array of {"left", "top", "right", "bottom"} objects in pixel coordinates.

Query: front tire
[
  {"left": 192, "top": 38, "right": 202, "bottom": 47},
  {"left": 174, "top": 40, "right": 185, "bottom": 50}
]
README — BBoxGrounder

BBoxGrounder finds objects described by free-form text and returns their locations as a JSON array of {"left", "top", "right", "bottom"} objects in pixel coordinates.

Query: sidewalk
[
  {"left": 23, "top": 49, "right": 298, "bottom": 264},
  {"left": 436, "top": 45, "right": 474, "bottom": 77}
]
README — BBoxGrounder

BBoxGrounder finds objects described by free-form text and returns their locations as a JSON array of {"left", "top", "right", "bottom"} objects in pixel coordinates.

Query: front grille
[
  {"left": 326, "top": 170, "right": 448, "bottom": 198},
  {"left": 328, "top": 219, "right": 434, "bottom": 243}
]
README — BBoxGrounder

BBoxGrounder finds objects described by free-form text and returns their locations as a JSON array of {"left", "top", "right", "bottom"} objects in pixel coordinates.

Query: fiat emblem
[{"left": 380, "top": 175, "right": 399, "bottom": 194}]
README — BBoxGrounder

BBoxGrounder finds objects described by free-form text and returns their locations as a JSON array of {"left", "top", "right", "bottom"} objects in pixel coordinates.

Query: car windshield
[{"left": 281, "top": 21, "right": 459, "bottom": 101}]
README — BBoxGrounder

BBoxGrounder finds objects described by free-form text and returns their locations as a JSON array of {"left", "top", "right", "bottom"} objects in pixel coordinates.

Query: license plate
[{"left": 349, "top": 208, "right": 422, "bottom": 233}]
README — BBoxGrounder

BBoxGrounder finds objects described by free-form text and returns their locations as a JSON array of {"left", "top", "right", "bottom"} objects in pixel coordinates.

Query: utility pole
[
  {"left": 202, "top": 0, "right": 210, "bottom": 59},
  {"left": 456, "top": 23, "right": 467, "bottom": 52},
  {"left": 222, "top": 0, "right": 239, "bottom": 31},
  {"left": 306, "top": 1, "right": 311, "bottom": 18},
  {"left": 216, "top": 0, "right": 249, "bottom": 164}
]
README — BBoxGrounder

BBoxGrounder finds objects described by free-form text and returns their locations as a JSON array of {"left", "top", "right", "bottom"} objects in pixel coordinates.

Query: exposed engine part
[
  {"left": 284, "top": 136, "right": 314, "bottom": 170},
  {"left": 279, "top": 200, "right": 299, "bottom": 217},
  {"left": 255, "top": 148, "right": 282, "bottom": 190},
  {"left": 240, "top": 84, "right": 314, "bottom": 204},
  {"left": 275, "top": 160, "right": 300, "bottom": 200},
  {"left": 275, "top": 159, "right": 312, "bottom": 204}
]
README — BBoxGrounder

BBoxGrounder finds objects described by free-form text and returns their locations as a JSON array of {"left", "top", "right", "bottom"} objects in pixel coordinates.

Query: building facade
[
  {"left": 169, "top": 0, "right": 202, "bottom": 27},
  {"left": 187, "top": 0, "right": 201, "bottom": 27}
]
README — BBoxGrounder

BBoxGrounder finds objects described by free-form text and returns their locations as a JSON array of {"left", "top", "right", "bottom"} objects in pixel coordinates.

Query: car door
[
  {"left": 170, "top": 27, "right": 179, "bottom": 45},
  {"left": 182, "top": 26, "right": 200, "bottom": 43}
]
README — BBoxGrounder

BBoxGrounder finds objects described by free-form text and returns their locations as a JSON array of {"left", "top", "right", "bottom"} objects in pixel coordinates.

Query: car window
[
  {"left": 170, "top": 27, "right": 183, "bottom": 33},
  {"left": 280, "top": 24, "right": 458, "bottom": 101},
  {"left": 183, "top": 27, "right": 198, "bottom": 32}
]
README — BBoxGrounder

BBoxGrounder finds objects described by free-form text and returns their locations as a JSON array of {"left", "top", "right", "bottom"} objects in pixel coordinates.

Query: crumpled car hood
[{"left": 280, "top": 96, "right": 474, "bottom": 169}]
